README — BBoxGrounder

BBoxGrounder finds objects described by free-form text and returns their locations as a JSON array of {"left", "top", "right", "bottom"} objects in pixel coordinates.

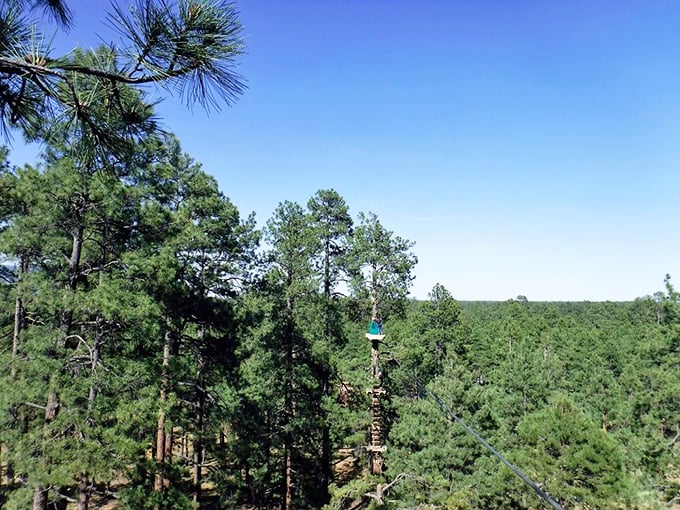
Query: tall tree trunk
[
  {"left": 284, "top": 448, "right": 293, "bottom": 510},
  {"left": 192, "top": 329, "right": 206, "bottom": 506},
  {"left": 87, "top": 331, "right": 101, "bottom": 411},
  {"left": 192, "top": 428, "right": 204, "bottom": 506},
  {"left": 323, "top": 245, "right": 331, "bottom": 302},
  {"left": 5, "top": 256, "right": 27, "bottom": 488},
  {"left": 78, "top": 319, "right": 102, "bottom": 510},
  {"left": 11, "top": 284, "right": 23, "bottom": 379},
  {"left": 155, "top": 329, "right": 173, "bottom": 497},
  {"left": 320, "top": 394, "right": 332, "bottom": 497},
  {"left": 32, "top": 226, "right": 86, "bottom": 510},
  {"left": 283, "top": 295, "right": 295, "bottom": 510},
  {"left": 32, "top": 392, "right": 60, "bottom": 510},
  {"left": 164, "top": 429, "right": 173, "bottom": 480}
]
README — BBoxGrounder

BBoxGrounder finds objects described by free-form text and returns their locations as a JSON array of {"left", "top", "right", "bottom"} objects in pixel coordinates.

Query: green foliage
[
  {"left": 308, "top": 188, "right": 353, "bottom": 298},
  {"left": 1, "top": 0, "right": 245, "bottom": 162},
  {"left": 2, "top": 122, "right": 676, "bottom": 510},
  {"left": 349, "top": 211, "right": 417, "bottom": 320},
  {"left": 390, "top": 284, "right": 463, "bottom": 392},
  {"left": 359, "top": 292, "right": 678, "bottom": 509},
  {"left": 515, "top": 393, "right": 631, "bottom": 506}
]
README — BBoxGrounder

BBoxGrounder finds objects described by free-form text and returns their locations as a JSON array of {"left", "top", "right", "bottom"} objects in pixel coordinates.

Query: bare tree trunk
[
  {"left": 192, "top": 436, "right": 203, "bottom": 506},
  {"left": 68, "top": 223, "right": 84, "bottom": 290},
  {"left": 154, "top": 410, "right": 166, "bottom": 493},
  {"left": 164, "top": 429, "right": 173, "bottom": 482}
]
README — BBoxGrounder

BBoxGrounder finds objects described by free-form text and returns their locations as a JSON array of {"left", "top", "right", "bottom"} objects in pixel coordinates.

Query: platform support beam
[{"left": 365, "top": 333, "right": 386, "bottom": 475}]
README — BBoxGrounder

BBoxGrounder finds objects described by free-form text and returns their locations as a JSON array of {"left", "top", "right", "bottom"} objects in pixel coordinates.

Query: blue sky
[{"left": 8, "top": 0, "right": 680, "bottom": 301}]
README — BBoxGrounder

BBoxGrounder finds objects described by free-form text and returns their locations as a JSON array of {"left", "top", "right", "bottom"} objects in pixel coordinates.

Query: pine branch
[{"left": 1, "top": 0, "right": 246, "bottom": 155}]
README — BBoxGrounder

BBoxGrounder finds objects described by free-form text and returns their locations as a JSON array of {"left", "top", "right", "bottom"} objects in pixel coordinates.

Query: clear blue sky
[{"left": 8, "top": 0, "right": 680, "bottom": 301}]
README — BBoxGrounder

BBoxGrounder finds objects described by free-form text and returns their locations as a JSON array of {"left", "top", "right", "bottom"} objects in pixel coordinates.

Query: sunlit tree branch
[{"left": 0, "top": 0, "right": 245, "bottom": 161}]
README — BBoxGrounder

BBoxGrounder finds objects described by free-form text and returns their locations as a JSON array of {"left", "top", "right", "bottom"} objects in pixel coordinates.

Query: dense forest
[
  {"left": 1, "top": 138, "right": 679, "bottom": 509},
  {"left": 1, "top": 1, "right": 679, "bottom": 509}
]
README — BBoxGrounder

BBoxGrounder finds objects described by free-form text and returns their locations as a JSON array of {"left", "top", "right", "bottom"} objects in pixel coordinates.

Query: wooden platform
[{"left": 365, "top": 445, "right": 387, "bottom": 453}]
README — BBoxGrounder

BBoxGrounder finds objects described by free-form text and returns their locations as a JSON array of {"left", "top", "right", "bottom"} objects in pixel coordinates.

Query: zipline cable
[{"left": 407, "top": 372, "right": 565, "bottom": 510}]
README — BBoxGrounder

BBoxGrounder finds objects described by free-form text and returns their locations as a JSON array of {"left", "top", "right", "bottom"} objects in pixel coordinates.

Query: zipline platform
[
  {"left": 365, "top": 333, "right": 386, "bottom": 341},
  {"left": 366, "top": 387, "right": 386, "bottom": 395}
]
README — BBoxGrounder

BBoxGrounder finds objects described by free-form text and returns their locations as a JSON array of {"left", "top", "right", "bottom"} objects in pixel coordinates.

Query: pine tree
[
  {"left": 349, "top": 211, "right": 417, "bottom": 322},
  {"left": 118, "top": 136, "right": 258, "bottom": 509},
  {"left": 307, "top": 189, "right": 353, "bottom": 498},
  {"left": 0, "top": 151, "right": 160, "bottom": 509},
  {"left": 1, "top": 0, "right": 245, "bottom": 163}
]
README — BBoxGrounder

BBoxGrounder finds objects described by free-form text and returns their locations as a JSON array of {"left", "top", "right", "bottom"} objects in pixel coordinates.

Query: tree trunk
[
  {"left": 192, "top": 436, "right": 203, "bottom": 506},
  {"left": 68, "top": 222, "right": 84, "bottom": 290},
  {"left": 32, "top": 487, "right": 48, "bottom": 510},
  {"left": 192, "top": 331, "right": 206, "bottom": 506},
  {"left": 5, "top": 256, "right": 27, "bottom": 488},
  {"left": 371, "top": 287, "right": 379, "bottom": 320},
  {"left": 284, "top": 448, "right": 293, "bottom": 510},
  {"left": 59, "top": 224, "right": 84, "bottom": 339},
  {"left": 77, "top": 472, "right": 89, "bottom": 510},
  {"left": 164, "top": 429, "right": 173, "bottom": 482},
  {"left": 32, "top": 225, "right": 85, "bottom": 510},
  {"left": 155, "top": 329, "right": 173, "bottom": 496},
  {"left": 78, "top": 320, "right": 102, "bottom": 510},
  {"left": 31, "top": 393, "right": 59, "bottom": 510},
  {"left": 283, "top": 295, "right": 295, "bottom": 510},
  {"left": 319, "top": 370, "right": 332, "bottom": 499},
  {"left": 11, "top": 286, "right": 22, "bottom": 379},
  {"left": 323, "top": 244, "right": 331, "bottom": 302},
  {"left": 87, "top": 330, "right": 101, "bottom": 412}
]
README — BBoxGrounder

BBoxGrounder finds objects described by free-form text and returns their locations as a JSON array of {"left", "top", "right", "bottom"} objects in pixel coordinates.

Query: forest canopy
[
  {"left": 1, "top": 133, "right": 678, "bottom": 509},
  {"left": 1, "top": 1, "right": 678, "bottom": 510}
]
